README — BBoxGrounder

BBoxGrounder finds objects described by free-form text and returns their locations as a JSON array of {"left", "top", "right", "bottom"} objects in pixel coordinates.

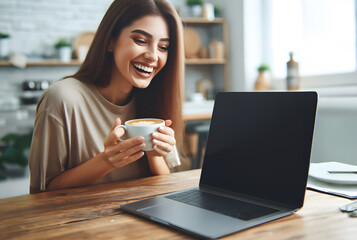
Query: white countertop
[{"left": 183, "top": 100, "right": 215, "bottom": 115}]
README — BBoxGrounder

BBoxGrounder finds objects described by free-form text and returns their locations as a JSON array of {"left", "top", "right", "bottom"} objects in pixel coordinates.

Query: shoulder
[
  {"left": 37, "top": 78, "right": 94, "bottom": 113},
  {"left": 47, "top": 78, "right": 88, "bottom": 99}
]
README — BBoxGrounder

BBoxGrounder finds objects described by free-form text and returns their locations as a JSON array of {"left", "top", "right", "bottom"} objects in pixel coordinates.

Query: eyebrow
[{"left": 131, "top": 29, "right": 169, "bottom": 42}]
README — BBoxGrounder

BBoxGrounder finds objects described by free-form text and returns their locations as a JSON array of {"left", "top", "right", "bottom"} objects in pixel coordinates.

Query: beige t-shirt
[{"left": 29, "top": 78, "right": 151, "bottom": 192}]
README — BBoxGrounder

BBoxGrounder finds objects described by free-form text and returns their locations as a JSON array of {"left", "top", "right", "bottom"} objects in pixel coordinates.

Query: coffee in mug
[
  {"left": 116, "top": 118, "right": 165, "bottom": 151},
  {"left": 126, "top": 119, "right": 164, "bottom": 126}
]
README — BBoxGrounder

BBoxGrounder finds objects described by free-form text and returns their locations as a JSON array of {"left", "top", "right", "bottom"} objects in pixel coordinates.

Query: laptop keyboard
[{"left": 166, "top": 189, "right": 279, "bottom": 221}]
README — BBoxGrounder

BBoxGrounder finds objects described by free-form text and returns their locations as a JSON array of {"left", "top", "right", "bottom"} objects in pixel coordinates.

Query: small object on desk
[
  {"left": 349, "top": 210, "right": 357, "bottom": 217},
  {"left": 307, "top": 177, "right": 357, "bottom": 199},
  {"left": 339, "top": 200, "right": 357, "bottom": 218},
  {"left": 309, "top": 162, "right": 357, "bottom": 185},
  {"left": 308, "top": 162, "right": 357, "bottom": 199},
  {"left": 328, "top": 171, "right": 357, "bottom": 174},
  {"left": 340, "top": 200, "right": 357, "bottom": 212}
]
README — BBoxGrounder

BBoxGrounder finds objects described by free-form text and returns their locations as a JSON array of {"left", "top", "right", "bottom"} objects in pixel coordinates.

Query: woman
[{"left": 29, "top": 0, "right": 184, "bottom": 193}]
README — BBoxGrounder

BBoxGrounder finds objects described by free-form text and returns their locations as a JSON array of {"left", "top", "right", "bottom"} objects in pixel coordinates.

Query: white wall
[
  {"left": 311, "top": 96, "right": 357, "bottom": 165},
  {"left": 210, "top": 0, "right": 266, "bottom": 91},
  {"left": 0, "top": 0, "right": 112, "bottom": 57}
]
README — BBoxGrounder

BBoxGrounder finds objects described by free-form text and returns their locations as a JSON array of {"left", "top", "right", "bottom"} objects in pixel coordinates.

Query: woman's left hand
[{"left": 150, "top": 119, "right": 176, "bottom": 156}]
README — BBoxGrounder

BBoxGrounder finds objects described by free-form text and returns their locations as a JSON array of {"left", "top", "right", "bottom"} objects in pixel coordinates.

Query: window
[{"left": 268, "top": 0, "right": 356, "bottom": 79}]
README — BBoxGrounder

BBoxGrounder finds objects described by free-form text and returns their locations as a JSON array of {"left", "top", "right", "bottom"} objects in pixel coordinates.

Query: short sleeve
[{"left": 28, "top": 110, "right": 68, "bottom": 192}]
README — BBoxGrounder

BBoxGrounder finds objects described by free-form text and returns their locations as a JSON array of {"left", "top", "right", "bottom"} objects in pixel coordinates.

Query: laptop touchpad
[{"left": 139, "top": 201, "right": 246, "bottom": 237}]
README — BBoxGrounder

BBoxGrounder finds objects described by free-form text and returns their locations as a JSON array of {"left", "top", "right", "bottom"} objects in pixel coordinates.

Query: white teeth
[{"left": 134, "top": 64, "right": 153, "bottom": 73}]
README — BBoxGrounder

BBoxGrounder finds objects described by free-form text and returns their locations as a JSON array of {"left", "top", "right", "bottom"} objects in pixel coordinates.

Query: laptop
[{"left": 121, "top": 91, "right": 318, "bottom": 239}]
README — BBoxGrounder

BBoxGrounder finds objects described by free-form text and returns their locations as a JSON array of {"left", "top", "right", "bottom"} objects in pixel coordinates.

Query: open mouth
[{"left": 133, "top": 63, "right": 154, "bottom": 74}]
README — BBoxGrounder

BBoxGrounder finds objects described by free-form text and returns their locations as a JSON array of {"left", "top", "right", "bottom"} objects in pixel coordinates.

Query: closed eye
[
  {"left": 159, "top": 46, "right": 169, "bottom": 52},
  {"left": 133, "top": 38, "right": 146, "bottom": 44}
]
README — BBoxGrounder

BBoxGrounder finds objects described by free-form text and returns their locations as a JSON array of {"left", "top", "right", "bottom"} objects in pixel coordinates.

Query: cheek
[
  {"left": 157, "top": 53, "right": 168, "bottom": 71},
  {"left": 113, "top": 48, "right": 138, "bottom": 74},
  {"left": 113, "top": 41, "right": 140, "bottom": 64}
]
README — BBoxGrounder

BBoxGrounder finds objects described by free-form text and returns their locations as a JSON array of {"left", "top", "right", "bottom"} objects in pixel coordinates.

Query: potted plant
[
  {"left": 55, "top": 38, "right": 72, "bottom": 62},
  {"left": 0, "top": 32, "right": 10, "bottom": 60},
  {"left": 0, "top": 131, "right": 32, "bottom": 180},
  {"left": 255, "top": 63, "right": 271, "bottom": 90},
  {"left": 186, "top": 0, "right": 203, "bottom": 18}
]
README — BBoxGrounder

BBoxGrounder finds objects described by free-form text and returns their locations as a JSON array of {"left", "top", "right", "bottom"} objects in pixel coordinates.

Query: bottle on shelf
[{"left": 286, "top": 52, "right": 300, "bottom": 90}]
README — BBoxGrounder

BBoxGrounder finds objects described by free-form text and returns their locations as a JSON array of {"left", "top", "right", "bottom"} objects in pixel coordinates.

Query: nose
[{"left": 144, "top": 46, "right": 158, "bottom": 62}]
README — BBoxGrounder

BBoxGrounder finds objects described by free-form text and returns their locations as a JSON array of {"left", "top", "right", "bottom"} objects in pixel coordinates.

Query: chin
[{"left": 133, "top": 80, "right": 152, "bottom": 89}]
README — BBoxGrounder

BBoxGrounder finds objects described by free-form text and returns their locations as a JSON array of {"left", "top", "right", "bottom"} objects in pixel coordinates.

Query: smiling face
[{"left": 109, "top": 15, "right": 170, "bottom": 89}]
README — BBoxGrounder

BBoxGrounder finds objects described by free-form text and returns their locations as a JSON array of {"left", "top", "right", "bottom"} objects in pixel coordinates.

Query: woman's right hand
[{"left": 103, "top": 118, "right": 146, "bottom": 169}]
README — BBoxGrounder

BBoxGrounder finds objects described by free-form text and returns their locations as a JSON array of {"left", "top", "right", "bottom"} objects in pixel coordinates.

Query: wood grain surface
[{"left": 0, "top": 169, "right": 355, "bottom": 240}]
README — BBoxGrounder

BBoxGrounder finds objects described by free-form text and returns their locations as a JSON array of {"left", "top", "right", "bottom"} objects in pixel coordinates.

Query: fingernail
[
  {"left": 138, "top": 152, "right": 144, "bottom": 157},
  {"left": 152, "top": 133, "right": 158, "bottom": 138},
  {"left": 159, "top": 127, "right": 164, "bottom": 131},
  {"left": 138, "top": 137, "right": 144, "bottom": 142},
  {"left": 152, "top": 139, "right": 158, "bottom": 144},
  {"left": 139, "top": 143, "right": 146, "bottom": 148}
]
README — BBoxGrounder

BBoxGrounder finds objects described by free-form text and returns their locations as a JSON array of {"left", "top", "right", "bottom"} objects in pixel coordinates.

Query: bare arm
[
  {"left": 146, "top": 152, "right": 170, "bottom": 175},
  {"left": 30, "top": 153, "right": 112, "bottom": 193},
  {"left": 46, "top": 152, "right": 113, "bottom": 191}
]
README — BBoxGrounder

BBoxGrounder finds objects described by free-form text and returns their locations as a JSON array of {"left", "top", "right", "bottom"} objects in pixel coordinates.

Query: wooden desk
[{"left": 0, "top": 170, "right": 355, "bottom": 239}]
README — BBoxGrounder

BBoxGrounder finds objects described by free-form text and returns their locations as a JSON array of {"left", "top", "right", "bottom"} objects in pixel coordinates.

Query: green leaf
[
  {"left": 0, "top": 130, "right": 33, "bottom": 168},
  {"left": 0, "top": 32, "right": 10, "bottom": 38},
  {"left": 257, "top": 63, "right": 270, "bottom": 72},
  {"left": 186, "top": 0, "right": 203, "bottom": 6},
  {"left": 55, "top": 38, "right": 71, "bottom": 48},
  {"left": 2, "top": 146, "right": 23, "bottom": 163},
  {"left": 1, "top": 133, "right": 20, "bottom": 143}
]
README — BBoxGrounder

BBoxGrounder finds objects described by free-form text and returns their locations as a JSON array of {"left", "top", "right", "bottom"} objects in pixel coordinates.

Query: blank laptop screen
[{"left": 200, "top": 92, "right": 317, "bottom": 207}]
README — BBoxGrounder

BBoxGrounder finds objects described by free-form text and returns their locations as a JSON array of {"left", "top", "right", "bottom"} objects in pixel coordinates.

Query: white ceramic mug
[{"left": 115, "top": 118, "right": 165, "bottom": 151}]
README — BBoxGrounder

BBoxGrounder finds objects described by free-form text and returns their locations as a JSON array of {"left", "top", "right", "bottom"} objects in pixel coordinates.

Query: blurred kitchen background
[{"left": 0, "top": 0, "right": 356, "bottom": 198}]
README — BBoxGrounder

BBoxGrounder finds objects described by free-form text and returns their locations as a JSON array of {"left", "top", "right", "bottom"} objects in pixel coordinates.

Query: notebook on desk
[{"left": 121, "top": 91, "right": 318, "bottom": 239}]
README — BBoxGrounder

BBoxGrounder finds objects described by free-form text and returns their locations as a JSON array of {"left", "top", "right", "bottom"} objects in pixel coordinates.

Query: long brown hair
[{"left": 69, "top": 0, "right": 185, "bottom": 149}]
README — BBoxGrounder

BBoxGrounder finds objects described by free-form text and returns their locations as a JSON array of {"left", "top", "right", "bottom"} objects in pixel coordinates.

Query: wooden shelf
[
  {"left": 181, "top": 18, "right": 225, "bottom": 24},
  {"left": 0, "top": 60, "right": 81, "bottom": 66},
  {"left": 185, "top": 58, "right": 226, "bottom": 65},
  {"left": 182, "top": 17, "right": 229, "bottom": 92}
]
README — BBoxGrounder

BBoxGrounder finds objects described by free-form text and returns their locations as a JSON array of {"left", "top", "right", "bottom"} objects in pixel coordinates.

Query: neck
[{"left": 97, "top": 75, "right": 133, "bottom": 106}]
